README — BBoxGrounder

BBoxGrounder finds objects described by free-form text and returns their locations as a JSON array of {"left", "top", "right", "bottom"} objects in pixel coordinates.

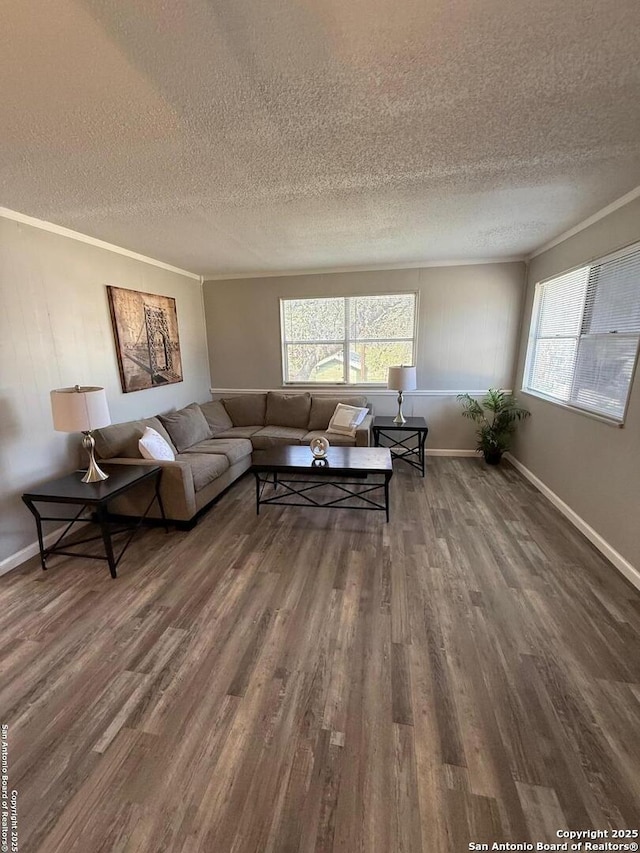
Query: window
[
  {"left": 523, "top": 242, "right": 640, "bottom": 423},
  {"left": 280, "top": 293, "right": 417, "bottom": 384}
]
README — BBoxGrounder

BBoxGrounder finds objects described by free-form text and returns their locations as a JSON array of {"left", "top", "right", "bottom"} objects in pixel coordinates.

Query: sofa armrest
[
  {"left": 355, "top": 413, "right": 373, "bottom": 447},
  {"left": 104, "top": 457, "right": 196, "bottom": 520}
]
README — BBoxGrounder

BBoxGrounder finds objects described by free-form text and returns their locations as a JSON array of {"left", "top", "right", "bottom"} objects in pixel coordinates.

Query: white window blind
[
  {"left": 280, "top": 293, "right": 417, "bottom": 384},
  {"left": 524, "top": 243, "right": 640, "bottom": 423}
]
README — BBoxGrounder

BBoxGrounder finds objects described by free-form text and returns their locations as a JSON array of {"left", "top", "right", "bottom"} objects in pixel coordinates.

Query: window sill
[{"left": 520, "top": 389, "right": 624, "bottom": 428}]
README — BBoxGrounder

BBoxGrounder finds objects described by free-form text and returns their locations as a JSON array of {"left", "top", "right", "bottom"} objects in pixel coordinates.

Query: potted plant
[{"left": 458, "top": 389, "right": 530, "bottom": 465}]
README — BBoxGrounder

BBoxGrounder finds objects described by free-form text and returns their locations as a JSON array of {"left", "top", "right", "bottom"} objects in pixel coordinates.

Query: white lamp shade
[
  {"left": 387, "top": 366, "right": 417, "bottom": 392},
  {"left": 50, "top": 386, "right": 111, "bottom": 432}
]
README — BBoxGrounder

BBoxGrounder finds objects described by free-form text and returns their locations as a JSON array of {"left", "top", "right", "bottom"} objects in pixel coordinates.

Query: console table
[
  {"left": 22, "top": 464, "right": 166, "bottom": 578},
  {"left": 372, "top": 416, "right": 429, "bottom": 477}
]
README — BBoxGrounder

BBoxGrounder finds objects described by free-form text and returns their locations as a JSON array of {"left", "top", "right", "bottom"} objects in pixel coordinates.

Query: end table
[
  {"left": 22, "top": 463, "right": 167, "bottom": 579},
  {"left": 372, "top": 416, "right": 429, "bottom": 477}
]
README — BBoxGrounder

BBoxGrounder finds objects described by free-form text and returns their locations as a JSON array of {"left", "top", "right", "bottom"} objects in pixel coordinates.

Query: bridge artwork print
[{"left": 107, "top": 285, "right": 183, "bottom": 393}]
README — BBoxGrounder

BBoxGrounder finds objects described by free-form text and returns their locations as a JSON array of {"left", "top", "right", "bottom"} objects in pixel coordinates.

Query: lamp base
[
  {"left": 393, "top": 390, "right": 407, "bottom": 425},
  {"left": 81, "top": 432, "right": 109, "bottom": 483}
]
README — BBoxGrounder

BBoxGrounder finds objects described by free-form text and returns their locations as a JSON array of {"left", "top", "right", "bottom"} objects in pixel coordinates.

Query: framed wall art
[{"left": 107, "top": 286, "right": 183, "bottom": 393}]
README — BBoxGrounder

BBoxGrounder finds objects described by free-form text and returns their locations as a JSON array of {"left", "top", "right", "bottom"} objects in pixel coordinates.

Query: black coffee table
[
  {"left": 22, "top": 463, "right": 166, "bottom": 578},
  {"left": 251, "top": 446, "right": 393, "bottom": 521}
]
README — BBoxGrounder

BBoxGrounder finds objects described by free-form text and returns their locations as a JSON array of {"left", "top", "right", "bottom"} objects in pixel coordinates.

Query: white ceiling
[{"left": 2, "top": 0, "right": 640, "bottom": 277}]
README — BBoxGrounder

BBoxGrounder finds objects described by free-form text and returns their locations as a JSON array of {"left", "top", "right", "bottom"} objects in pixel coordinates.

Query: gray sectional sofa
[{"left": 93, "top": 392, "right": 371, "bottom": 527}]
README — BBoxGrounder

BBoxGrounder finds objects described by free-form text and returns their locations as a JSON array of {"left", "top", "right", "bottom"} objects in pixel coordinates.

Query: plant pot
[{"left": 483, "top": 450, "right": 503, "bottom": 465}]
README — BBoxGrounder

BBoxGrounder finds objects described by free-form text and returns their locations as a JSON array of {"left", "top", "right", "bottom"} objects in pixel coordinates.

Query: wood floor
[{"left": 2, "top": 458, "right": 639, "bottom": 852}]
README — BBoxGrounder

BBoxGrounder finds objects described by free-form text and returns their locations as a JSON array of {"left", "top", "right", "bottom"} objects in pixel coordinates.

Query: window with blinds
[{"left": 523, "top": 242, "right": 640, "bottom": 423}]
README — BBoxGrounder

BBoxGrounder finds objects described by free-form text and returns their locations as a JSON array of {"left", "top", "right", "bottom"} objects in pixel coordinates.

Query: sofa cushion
[
  {"left": 265, "top": 392, "right": 311, "bottom": 430},
  {"left": 183, "top": 438, "right": 253, "bottom": 466},
  {"left": 176, "top": 452, "right": 229, "bottom": 491},
  {"left": 251, "top": 426, "right": 308, "bottom": 450},
  {"left": 214, "top": 426, "right": 263, "bottom": 440},
  {"left": 94, "top": 416, "right": 176, "bottom": 460},
  {"left": 139, "top": 427, "right": 176, "bottom": 461},
  {"left": 222, "top": 394, "right": 266, "bottom": 427},
  {"left": 327, "top": 403, "right": 369, "bottom": 437},
  {"left": 303, "top": 430, "right": 357, "bottom": 447},
  {"left": 159, "top": 403, "right": 212, "bottom": 452},
  {"left": 308, "top": 396, "right": 367, "bottom": 431},
  {"left": 198, "top": 400, "right": 233, "bottom": 435}
]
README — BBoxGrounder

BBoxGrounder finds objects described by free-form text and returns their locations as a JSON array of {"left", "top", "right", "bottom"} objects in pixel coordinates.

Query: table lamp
[
  {"left": 387, "top": 365, "right": 416, "bottom": 424},
  {"left": 50, "top": 385, "right": 112, "bottom": 482}
]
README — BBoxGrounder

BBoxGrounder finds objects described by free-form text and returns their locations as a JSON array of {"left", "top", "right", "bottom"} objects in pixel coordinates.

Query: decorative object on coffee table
[
  {"left": 387, "top": 365, "right": 417, "bottom": 424},
  {"left": 50, "top": 385, "right": 112, "bottom": 482},
  {"left": 107, "top": 285, "right": 183, "bottom": 393},
  {"left": 458, "top": 389, "right": 530, "bottom": 464},
  {"left": 310, "top": 436, "right": 330, "bottom": 459}
]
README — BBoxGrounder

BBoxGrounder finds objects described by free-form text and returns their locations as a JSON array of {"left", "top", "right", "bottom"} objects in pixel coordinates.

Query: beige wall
[
  {"left": 512, "top": 196, "right": 640, "bottom": 572},
  {"left": 203, "top": 263, "right": 526, "bottom": 448},
  {"left": 0, "top": 218, "right": 211, "bottom": 567}
]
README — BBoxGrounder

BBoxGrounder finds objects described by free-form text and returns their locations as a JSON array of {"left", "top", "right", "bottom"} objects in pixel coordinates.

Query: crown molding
[
  {"left": 202, "top": 256, "right": 525, "bottom": 281},
  {"left": 527, "top": 185, "right": 640, "bottom": 261},
  {"left": 0, "top": 207, "right": 201, "bottom": 281},
  {"left": 6, "top": 184, "right": 640, "bottom": 280}
]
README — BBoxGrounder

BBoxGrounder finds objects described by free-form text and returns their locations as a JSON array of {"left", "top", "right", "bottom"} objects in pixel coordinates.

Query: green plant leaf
[{"left": 459, "top": 388, "right": 530, "bottom": 454}]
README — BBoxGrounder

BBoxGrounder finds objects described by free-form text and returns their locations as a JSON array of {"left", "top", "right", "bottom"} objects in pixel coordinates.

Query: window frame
[
  {"left": 522, "top": 242, "right": 640, "bottom": 426},
  {"left": 279, "top": 291, "right": 419, "bottom": 386}
]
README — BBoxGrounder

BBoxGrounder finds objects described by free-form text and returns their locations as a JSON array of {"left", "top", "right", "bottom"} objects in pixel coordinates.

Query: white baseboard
[
  {"left": 0, "top": 525, "right": 68, "bottom": 577},
  {"left": 505, "top": 453, "right": 640, "bottom": 591}
]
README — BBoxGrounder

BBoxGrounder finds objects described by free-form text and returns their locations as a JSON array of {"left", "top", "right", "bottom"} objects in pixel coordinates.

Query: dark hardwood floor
[{"left": 2, "top": 458, "right": 639, "bottom": 852}]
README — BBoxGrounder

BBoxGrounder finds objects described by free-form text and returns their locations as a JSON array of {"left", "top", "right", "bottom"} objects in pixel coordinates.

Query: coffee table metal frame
[
  {"left": 372, "top": 416, "right": 429, "bottom": 477},
  {"left": 251, "top": 447, "right": 393, "bottom": 522},
  {"left": 22, "top": 464, "right": 167, "bottom": 579}
]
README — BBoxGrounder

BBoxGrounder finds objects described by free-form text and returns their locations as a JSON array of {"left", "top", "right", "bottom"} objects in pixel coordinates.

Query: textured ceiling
[{"left": 2, "top": 0, "right": 640, "bottom": 276}]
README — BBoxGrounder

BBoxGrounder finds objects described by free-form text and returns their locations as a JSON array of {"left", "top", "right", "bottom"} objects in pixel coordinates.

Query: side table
[
  {"left": 22, "top": 464, "right": 166, "bottom": 579},
  {"left": 372, "top": 416, "right": 429, "bottom": 477}
]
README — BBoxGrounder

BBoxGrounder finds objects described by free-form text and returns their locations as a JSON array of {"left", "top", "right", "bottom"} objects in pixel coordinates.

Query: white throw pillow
[
  {"left": 326, "top": 403, "right": 369, "bottom": 437},
  {"left": 138, "top": 426, "right": 176, "bottom": 461}
]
